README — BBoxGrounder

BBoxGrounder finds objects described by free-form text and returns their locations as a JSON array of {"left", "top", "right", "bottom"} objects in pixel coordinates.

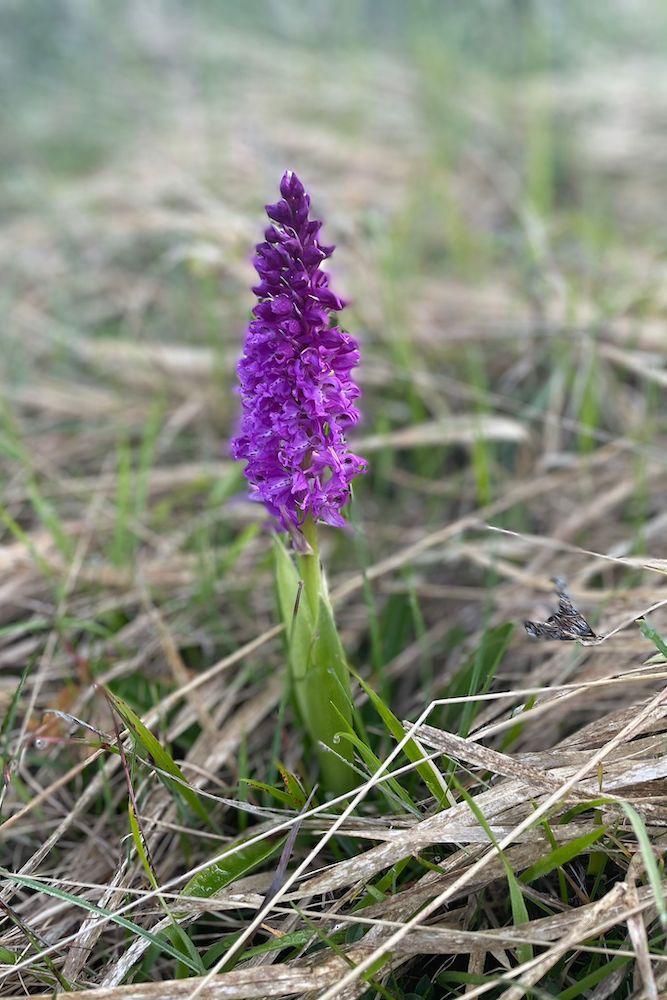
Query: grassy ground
[{"left": 2, "top": 2, "right": 667, "bottom": 997}]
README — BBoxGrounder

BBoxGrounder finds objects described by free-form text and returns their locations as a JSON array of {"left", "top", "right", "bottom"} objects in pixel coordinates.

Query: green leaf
[
  {"left": 521, "top": 827, "right": 606, "bottom": 884},
  {"left": 0, "top": 618, "right": 50, "bottom": 639},
  {"left": 105, "top": 689, "right": 209, "bottom": 824},
  {"left": 458, "top": 623, "right": 514, "bottom": 737},
  {"left": 452, "top": 775, "right": 532, "bottom": 965},
  {"left": 274, "top": 535, "right": 355, "bottom": 795},
  {"left": 239, "top": 778, "right": 298, "bottom": 809},
  {"left": 538, "top": 815, "right": 568, "bottom": 902},
  {"left": 505, "top": 873, "right": 531, "bottom": 965},
  {"left": 558, "top": 956, "right": 630, "bottom": 1000},
  {"left": 242, "top": 928, "right": 314, "bottom": 958},
  {"left": 27, "top": 479, "right": 75, "bottom": 559},
  {"left": 639, "top": 618, "right": 667, "bottom": 660},
  {"left": 241, "top": 764, "right": 308, "bottom": 810},
  {"left": 133, "top": 404, "right": 163, "bottom": 528},
  {"left": 111, "top": 435, "right": 134, "bottom": 566},
  {"left": 313, "top": 592, "right": 351, "bottom": 695},
  {"left": 0, "top": 869, "right": 202, "bottom": 974},
  {"left": 273, "top": 533, "right": 314, "bottom": 714},
  {"left": 301, "top": 594, "right": 355, "bottom": 791},
  {"left": 353, "top": 669, "right": 449, "bottom": 808},
  {"left": 0, "top": 898, "right": 74, "bottom": 991},
  {"left": 203, "top": 928, "right": 314, "bottom": 969},
  {"left": 276, "top": 762, "right": 307, "bottom": 809},
  {"left": 499, "top": 694, "right": 537, "bottom": 752},
  {"left": 128, "top": 799, "right": 158, "bottom": 890},
  {"left": 1, "top": 658, "right": 32, "bottom": 748},
  {"left": 438, "top": 971, "right": 494, "bottom": 989},
  {"left": 335, "top": 728, "right": 416, "bottom": 812},
  {"left": 0, "top": 505, "right": 54, "bottom": 579},
  {"left": 621, "top": 801, "right": 667, "bottom": 927},
  {"left": 128, "top": 803, "right": 205, "bottom": 976},
  {"left": 365, "top": 857, "right": 412, "bottom": 904},
  {"left": 1, "top": 657, "right": 37, "bottom": 824},
  {"left": 182, "top": 835, "right": 285, "bottom": 899}
]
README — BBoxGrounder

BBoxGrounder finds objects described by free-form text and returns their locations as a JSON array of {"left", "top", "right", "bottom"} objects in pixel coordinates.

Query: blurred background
[{"left": 1, "top": 0, "right": 667, "bottom": 709}]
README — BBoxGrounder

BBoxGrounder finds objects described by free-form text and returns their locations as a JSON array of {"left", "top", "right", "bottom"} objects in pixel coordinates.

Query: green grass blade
[
  {"left": 273, "top": 532, "right": 314, "bottom": 704},
  {"left": 558, "top": 955, "right": 630, "bottom": 1000},
  {"left": 353, "top": 670, "right": 449, "bottom": 808},
  {"left": 26, "top": 479, "right": 74, "bottom": 560},
  {"left": 182, "top": 835, "right": 285, "bottom": 899},
  {"left": 105, "top": 689, "right": 209, "bottom": 824},
  {"left": 128, "top": 799, "right": 158, "bottom": 891},
  {"left": 274, "top": 533, "right": 355, "bottom": 793},
  {"left": 276, "top": 763, "right": 307, "bottom": 809},
  {"left": 239, "top": 778, "right": 299, "bottom": 809},
  {"left": 458, "top": 623, "right": 514, "bottom": 737},
  {"left": 334, "top": 728, "right": 418, "bottom": 813},
  {"left": 639, "top": 618, "right": 667, "bottom": 660},
  {"left": 0, "top": 505, "right": 54, "bottom": 579},
  {"left": 133, "top": 404, "right": 162, "bottom": 527},
  {"left": 621, "top": 801, "right": 667, "bottom": 928},
  {"left": 128, "top": 801, "right": 205, "bottom": 975},
  {"left": 203, "top": 928, "right": 314, "bottom": 969},
  {"left": 0, "top": 901, "right": 74, "bottom": 991},
  {"left": 521, "top": 827, "right": 606, "bottom": 884},
  {"left": 0, "top": 658, "right": 32, "bottom": 748},
  {"left": 452, "top": 776, "right": 532, "bottom": 965},
  {"left": 111, "top": 435, "right": 134, "bottom": 566},
  {"left": 0, "top": 869, "right": 202, "bottom": 973}
]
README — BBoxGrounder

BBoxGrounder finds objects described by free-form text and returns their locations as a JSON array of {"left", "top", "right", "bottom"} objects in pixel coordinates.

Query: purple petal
[{"left": 231, "top": 172, "right": 366, "bottom": 531}]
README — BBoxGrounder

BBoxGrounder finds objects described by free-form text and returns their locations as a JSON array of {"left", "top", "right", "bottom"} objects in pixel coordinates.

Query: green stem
[
  {"left": 274, "top": 519, "right": 355, "bottom": 796},
  {"left": 299, "top": 515, "right": 322, "bottom": 620}
]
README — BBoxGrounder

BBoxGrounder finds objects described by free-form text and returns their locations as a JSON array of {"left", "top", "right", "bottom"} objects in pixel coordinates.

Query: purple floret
[{"left": 231, "top": 171, "right": 367, "bottom": 531}]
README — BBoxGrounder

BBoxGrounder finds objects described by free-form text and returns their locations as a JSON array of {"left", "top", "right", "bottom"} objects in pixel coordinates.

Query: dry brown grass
[{"left": 2, "top": 4, "right": 667, "bottom": 998}]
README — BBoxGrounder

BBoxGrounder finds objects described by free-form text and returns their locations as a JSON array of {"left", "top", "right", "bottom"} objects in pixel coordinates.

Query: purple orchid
[{"left": 231, "top": 171, "right": 366, "bottom": 531}]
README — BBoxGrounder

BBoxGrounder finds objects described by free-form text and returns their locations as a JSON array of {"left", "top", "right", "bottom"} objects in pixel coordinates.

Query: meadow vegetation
[{"left": 1, "top": 3, "right": 667, "bottom": 997}]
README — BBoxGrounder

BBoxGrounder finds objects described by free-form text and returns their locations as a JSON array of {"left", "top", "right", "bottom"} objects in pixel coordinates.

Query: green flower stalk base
[{"left": 274, "top": 520, "right": 355, "bottom": 796}]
